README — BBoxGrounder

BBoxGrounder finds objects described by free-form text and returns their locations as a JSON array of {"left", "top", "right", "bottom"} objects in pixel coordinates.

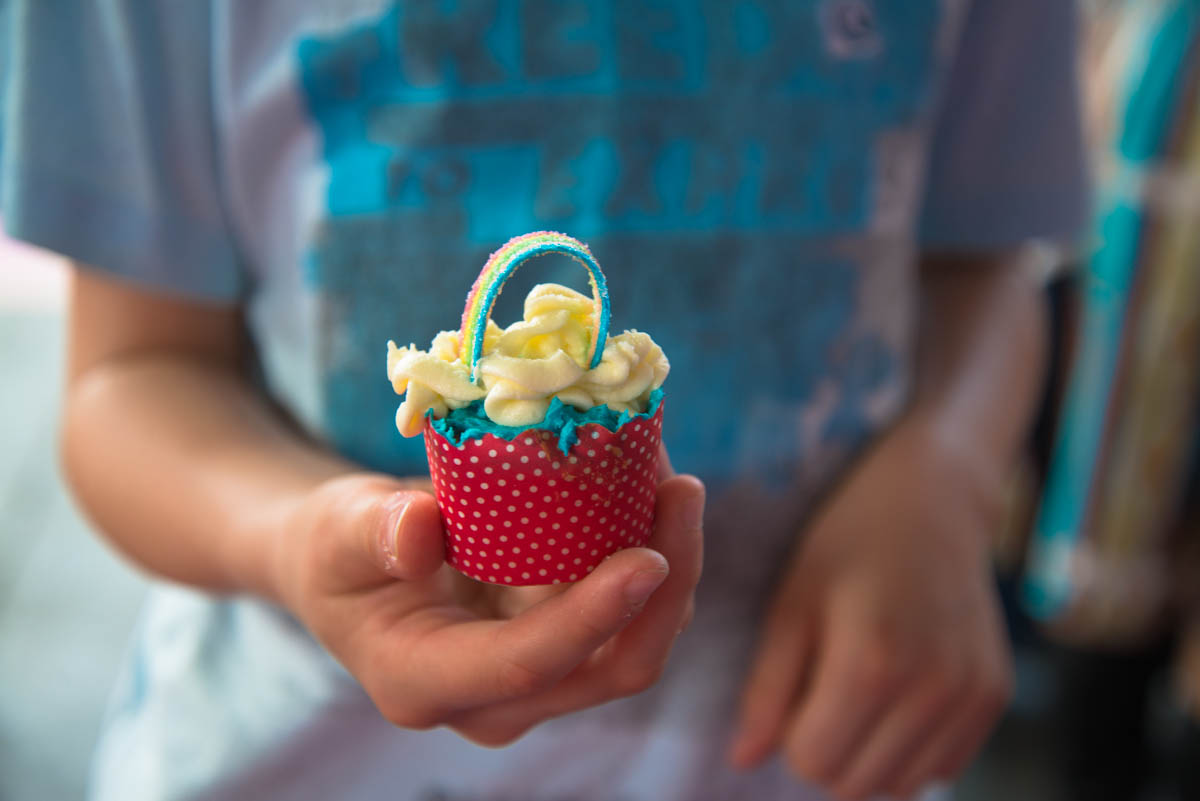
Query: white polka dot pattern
[{"left": 423, "top": 403, "right": 664, "bottom": 586}]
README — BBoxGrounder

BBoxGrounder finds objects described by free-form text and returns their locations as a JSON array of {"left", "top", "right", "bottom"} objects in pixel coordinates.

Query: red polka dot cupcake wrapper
[{"left": 423, "top": 403, "right": 664, "bottom": 586}]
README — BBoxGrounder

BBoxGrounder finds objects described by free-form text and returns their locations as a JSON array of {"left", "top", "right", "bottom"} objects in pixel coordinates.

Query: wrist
[{"left": 889, "top": 410, "right": 1012, "bottom": 545}]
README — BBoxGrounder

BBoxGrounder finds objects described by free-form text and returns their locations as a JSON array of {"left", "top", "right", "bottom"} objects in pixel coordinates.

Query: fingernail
[
  {"left": 624, "top": 568, "right": 668, "bottom": 608},
  {"left": 380, "top": 495, "right": 410, "bottom": 570}
]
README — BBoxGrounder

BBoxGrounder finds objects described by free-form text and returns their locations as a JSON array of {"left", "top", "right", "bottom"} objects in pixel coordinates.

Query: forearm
[
  {"left": 908, "top": 252, "right": 1048, "bottom": 488},
  {"left": 63, "top": 353, "right": 353, "bottom": 600}
]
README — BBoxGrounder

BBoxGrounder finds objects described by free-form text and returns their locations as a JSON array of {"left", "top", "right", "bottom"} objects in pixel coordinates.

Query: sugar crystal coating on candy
[{"left": 461, "top": 231, "right": 610, "bottom": 380}]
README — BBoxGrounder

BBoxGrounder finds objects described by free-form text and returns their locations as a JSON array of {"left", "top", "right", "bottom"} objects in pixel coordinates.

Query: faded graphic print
[{"left": 296, "top": 0, "right": 944, "bottom": 487}]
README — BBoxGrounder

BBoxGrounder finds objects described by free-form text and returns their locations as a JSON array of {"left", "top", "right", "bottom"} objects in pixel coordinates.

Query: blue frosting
[{"left": 430, "top": 388, "right": 664, "bottom": 456}]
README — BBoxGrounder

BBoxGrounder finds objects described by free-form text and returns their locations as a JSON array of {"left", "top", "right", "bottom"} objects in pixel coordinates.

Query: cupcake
[{"left": 386, "top": 232, "right": 669, "bottom": 586}]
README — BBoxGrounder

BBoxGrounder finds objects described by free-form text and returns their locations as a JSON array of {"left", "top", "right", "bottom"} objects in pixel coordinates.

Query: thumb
[
  {"left": 315, "top": 475, "right": 445, "bottom": 586},
  {"left": 368, "top": 489, "right": 445, "bottom": 581}
]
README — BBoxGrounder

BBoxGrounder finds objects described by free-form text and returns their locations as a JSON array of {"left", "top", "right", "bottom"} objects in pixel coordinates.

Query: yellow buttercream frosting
[{"left": 387, "top": 284, "right": 669, "bottom": 436}]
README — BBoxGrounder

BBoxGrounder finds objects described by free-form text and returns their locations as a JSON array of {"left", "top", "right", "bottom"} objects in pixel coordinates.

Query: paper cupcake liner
[{"left": 423, "top": 403, "right": 664, "bottom": 585}]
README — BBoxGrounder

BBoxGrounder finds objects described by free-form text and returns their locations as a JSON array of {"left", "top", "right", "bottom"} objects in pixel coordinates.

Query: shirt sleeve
[
  {"left": 1, "top": 1, "right": 243, "bottom": 302},
  {"left": 919, "top": 0, "right": 1091, "bottom": 249}
]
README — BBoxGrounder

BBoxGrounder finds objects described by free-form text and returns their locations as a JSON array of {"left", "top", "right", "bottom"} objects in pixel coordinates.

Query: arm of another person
[
  {"left": 730, "top": 253, "right": 1045, "bottom": 800},
  {"left": 62, "top": 265, "right": 704, "bottom": 744}
]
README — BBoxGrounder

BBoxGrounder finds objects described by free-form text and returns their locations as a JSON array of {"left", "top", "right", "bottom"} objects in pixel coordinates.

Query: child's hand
[
  {"left": 728, "top": 418, "right": 1013, "bottom": 800},
  {"left": 270, "top": 469, "right": 704, "bottom": 746}
]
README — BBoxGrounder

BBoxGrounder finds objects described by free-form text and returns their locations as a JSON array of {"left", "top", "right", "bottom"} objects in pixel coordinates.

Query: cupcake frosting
[{"left": 388, "top": 283, "right": 669, "bottom": 435}]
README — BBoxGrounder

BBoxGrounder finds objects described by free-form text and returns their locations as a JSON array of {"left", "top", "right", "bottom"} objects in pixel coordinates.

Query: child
[{"left": 3, "top": 1, "right": 1087, "bottom": 799}]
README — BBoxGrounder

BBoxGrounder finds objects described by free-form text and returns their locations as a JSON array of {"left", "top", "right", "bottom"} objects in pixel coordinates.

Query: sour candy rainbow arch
[{"left": 459, "top": 231, "right": 610, "bottom": 382}]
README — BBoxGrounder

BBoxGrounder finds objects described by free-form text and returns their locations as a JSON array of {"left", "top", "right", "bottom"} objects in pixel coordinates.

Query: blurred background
[{"left": 2, "top": 0, "right": 1199, "bottom": 799}]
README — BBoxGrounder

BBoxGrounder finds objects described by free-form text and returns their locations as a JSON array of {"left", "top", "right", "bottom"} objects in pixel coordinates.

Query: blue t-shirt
[{"left": 3, "top": 2, "right": 1087, "bottom": 800}]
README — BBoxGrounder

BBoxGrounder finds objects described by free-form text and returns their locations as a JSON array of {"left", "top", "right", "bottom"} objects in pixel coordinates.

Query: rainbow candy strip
[{"left": 460, "top": 231, "right": 610, "bottom": 382}]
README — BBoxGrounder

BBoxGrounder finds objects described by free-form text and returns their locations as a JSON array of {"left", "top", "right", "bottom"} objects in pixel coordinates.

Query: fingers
[
  {"left": 522, "top": 474, "right": 703, "bottom": 698},
  {"left": 827, "top": 663, "right": 965, "bottom": 801},
  {"left": 309, "top": 475, "right": 445, "bottom": 594},
  {"left": 369, "top": 490, "right": 446, "bottom": 580},
  {"left": 439, "top": 475, "right": 705, "bottom": 745},
  {"left": 780, "top": 632, "right": 898, "bottom": 791},
  {"left": 888, "top": 663, "right": 1012, "bottom": 799},
  {"left": 408, "top": 545, "right": 670, "bottom": 711},
  {"left": 889, "top": 605, "right": 1014, "bottom": 798},
  {"left": 774, "top": 625, "right": 1010, "bottom": 800},
  {"left": 728, "top": 600, "right": 812, "bottom": 769},
  {"left": 604, "top": 475, "right": 704, "bottom": 674}
]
